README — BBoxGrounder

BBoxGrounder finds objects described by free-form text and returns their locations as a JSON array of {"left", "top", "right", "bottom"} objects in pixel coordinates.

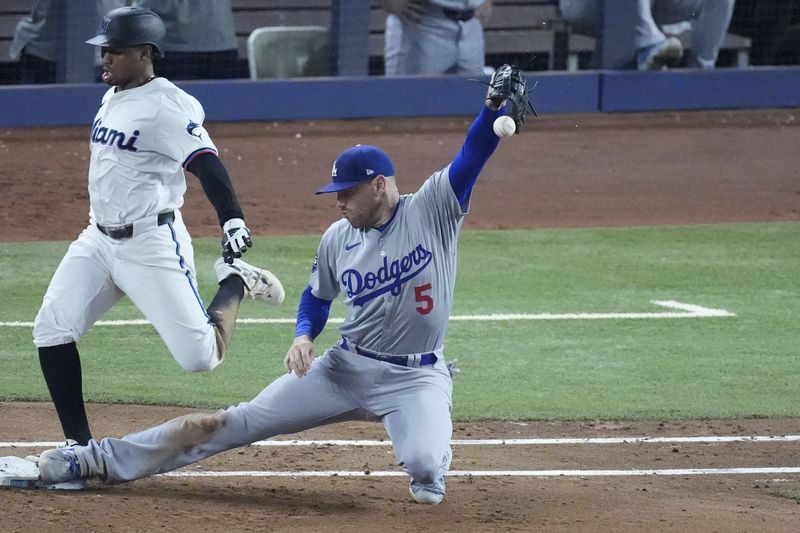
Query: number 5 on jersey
[{"left": 414, "top": 283, "right": 434, "bottom": 315}]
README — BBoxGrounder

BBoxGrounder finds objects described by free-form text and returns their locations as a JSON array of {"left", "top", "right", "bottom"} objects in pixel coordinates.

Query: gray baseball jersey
[{"left": 311, "top": 168, "right": 464, "bottom": 354}]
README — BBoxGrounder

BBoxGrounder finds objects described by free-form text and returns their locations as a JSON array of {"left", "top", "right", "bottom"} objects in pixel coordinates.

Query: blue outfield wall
[
  {"left": 189, "top": 72, "right": 599, "bottom": 122},
  {"left": 0, "top": 73, "right": 598, "bottom": 127},
  {"left": 0, "top": 67, "right": 797, "bottom": 128},
  {"left": 601, "top": 67, "right": 800, "bottom": 112}
]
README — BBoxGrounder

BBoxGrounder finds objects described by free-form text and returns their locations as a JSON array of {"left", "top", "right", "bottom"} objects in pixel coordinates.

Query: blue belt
[{"left": 340, "top": 338, "right": 437, "bottom": 367}]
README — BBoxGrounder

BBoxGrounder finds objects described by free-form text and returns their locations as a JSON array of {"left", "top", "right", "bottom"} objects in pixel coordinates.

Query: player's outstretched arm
[
  {"left": 186, "top": 152, "right": 251, "bottom": 263},
  {"left": 448, "top": 64, "right": 533, "bottom": 206},
  {"left": 447, "top": 103, "right": 503, "bottom": 206}
]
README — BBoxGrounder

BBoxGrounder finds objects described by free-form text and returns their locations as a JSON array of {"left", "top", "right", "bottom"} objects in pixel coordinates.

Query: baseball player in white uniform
[
  {"left": 35, "top": 65, "right": 532, "bottom": 504},
  {"left": 32, "top": 7, "right": 284, "bottom": 450}
]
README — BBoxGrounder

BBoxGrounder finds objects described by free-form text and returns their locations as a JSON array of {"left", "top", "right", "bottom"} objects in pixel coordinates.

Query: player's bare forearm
[{"left": 284, "top": 335, "right": 316, "bottom": 377}]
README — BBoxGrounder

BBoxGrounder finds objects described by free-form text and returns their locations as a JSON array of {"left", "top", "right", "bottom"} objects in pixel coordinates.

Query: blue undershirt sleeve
[
  {"left": 448, "top": 104, "right": 505, "bottom": 207},
  {"left": 294, "top": 285, "right": 332, "bottom": 339}
]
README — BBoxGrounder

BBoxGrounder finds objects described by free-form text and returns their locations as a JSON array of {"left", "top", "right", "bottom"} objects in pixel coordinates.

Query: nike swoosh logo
[{"left": 345, "top": 242, "right": 361, "bottom": 251}]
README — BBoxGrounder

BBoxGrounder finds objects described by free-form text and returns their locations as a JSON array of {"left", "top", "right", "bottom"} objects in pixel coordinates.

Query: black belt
[
  {"left": 96, "top": 211, "right": 175, "bottom": 239},
  {"left": 442, "top": 7, "right": 475, "bottom": 22},
  {"left": 340, "top": 338, "right": 437, "bottom": 367}
]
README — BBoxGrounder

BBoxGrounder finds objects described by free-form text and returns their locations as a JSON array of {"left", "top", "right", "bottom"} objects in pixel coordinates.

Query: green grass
[
  {"left": 1, "top": 222, "right": 798, "bottom": 421},
  {"left": 772, "top": 490, "right": 800, "bottom": 504}
]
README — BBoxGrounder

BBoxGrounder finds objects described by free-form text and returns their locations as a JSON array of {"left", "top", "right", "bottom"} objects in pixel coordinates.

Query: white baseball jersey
[
  {"left": 33, "top": 77, "right": 223, "bottom": 372},
  {"left": 88, "top": 78, "right": 216, "bottom": 226}
]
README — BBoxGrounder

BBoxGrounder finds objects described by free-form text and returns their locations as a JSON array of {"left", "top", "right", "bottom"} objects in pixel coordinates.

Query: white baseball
[{"left": 493, "top": 115, "right": 516, "bottom": 138}]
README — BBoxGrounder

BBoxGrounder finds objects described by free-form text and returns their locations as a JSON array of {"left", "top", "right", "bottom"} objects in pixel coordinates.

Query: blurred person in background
[
  {"left": 8, "top": 0, "right": 58, "bottom": 83},
  {"left": 729, "top": 0, "right": 800, "bottom": 65},
  {"left": 131, "top": 0, "right": 240, "bottom": 79},
  {"left": 381, "top": 0, "right": 492, "bottom": 75},
  {"left": 559, "top": 0, "right": 736, "bottom": 70},
  {"left": 9, "top": 1, "right": 137, "bottom": 84}
]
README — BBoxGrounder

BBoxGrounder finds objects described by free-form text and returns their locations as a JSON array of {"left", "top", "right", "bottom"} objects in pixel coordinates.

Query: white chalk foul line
[
  {"left": 0, "top": 300, "right": 734, "bottom": 328},
  {"left": 160, "top": 467, "right": 800, "bottom": 479},
  {"left": 4, "top": 434, "right": 799, "bottom": 448}
]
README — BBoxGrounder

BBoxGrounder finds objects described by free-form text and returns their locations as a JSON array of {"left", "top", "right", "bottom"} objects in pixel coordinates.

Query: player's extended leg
[
  {"left": 115, "top": 220, "right": 223, "bottom": 371},
  {"left": 204, "top": 271, "right": 245, "bottom": 359},
  {"left": 209, "top": 257, "right": 285, "bottom": 359},
  {"left": 38, "top": 350, "right": 366, "bottom": 484},
  {"left": 377, "top": 363, "right": 453, "bottom": 504},
  {"left": 33, "top": 227, "right": 124, "bottom": 444},
  {"left": 117, "top": 216, "right": 283, "bottom": 370}
]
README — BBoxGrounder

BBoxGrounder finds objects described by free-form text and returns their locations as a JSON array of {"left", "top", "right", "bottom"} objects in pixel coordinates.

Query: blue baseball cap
[{"left": 316, "top": 144, "right": 395, "bottom": 194}]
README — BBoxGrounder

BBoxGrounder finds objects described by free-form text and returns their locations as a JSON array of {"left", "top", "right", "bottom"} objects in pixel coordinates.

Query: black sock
[
  {"left": 208, "top": 276, "right": 245, "bottom": 313},
  {"left": 206, "top": 276, "right": 246, "bottom": 353},
  {"left": 38, "top": 343, "right": 92, "bottom": 445}
]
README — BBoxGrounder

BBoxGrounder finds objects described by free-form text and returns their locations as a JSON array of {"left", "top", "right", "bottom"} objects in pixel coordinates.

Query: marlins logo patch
[{"left": 186, "top": 121, "right": 203, "bottom": 139}]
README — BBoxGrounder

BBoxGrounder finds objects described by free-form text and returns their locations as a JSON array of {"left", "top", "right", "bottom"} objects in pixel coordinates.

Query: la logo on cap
[{"left": 316, "top": 144, "right": 395, "bottom": 195}]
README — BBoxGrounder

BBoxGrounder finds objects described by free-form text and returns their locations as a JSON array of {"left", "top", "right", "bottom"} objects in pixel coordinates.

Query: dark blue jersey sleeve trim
[
  {"left": 183, "top": 147, "right": 217, "bottom": 168},
  {"left": 448, "top": 105, "right": 504, "bottom": 206},
  {"left": 295, "top": 285, "right": 332, "bottom": 339}
]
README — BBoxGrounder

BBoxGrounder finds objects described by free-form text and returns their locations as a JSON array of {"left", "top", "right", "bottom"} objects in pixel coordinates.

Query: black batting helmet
[{"left": 86, "top": 7, "right": 165, "bottom": 56}]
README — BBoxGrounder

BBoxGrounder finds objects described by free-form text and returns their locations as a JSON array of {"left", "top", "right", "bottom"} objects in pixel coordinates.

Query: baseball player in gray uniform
[
  {"left": 36, "top": 65, "right": 532, "bottom": 504},
  {"left": 32, "top": 7, "right": 284, "bottom": 450},
  {"left": 382, "top": 0, "right": 489, "bottom": 76}
]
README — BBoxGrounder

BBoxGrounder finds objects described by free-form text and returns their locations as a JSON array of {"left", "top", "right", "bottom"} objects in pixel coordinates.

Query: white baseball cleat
[
  {"left": 37, "top": 444, "right": 84, "bottom": 486},
  {"left": 214, "top": 257, "right": 285, "bottom": 305},
  {"left": 409, "top": 485, "right": 444, "bottom": 505}
]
